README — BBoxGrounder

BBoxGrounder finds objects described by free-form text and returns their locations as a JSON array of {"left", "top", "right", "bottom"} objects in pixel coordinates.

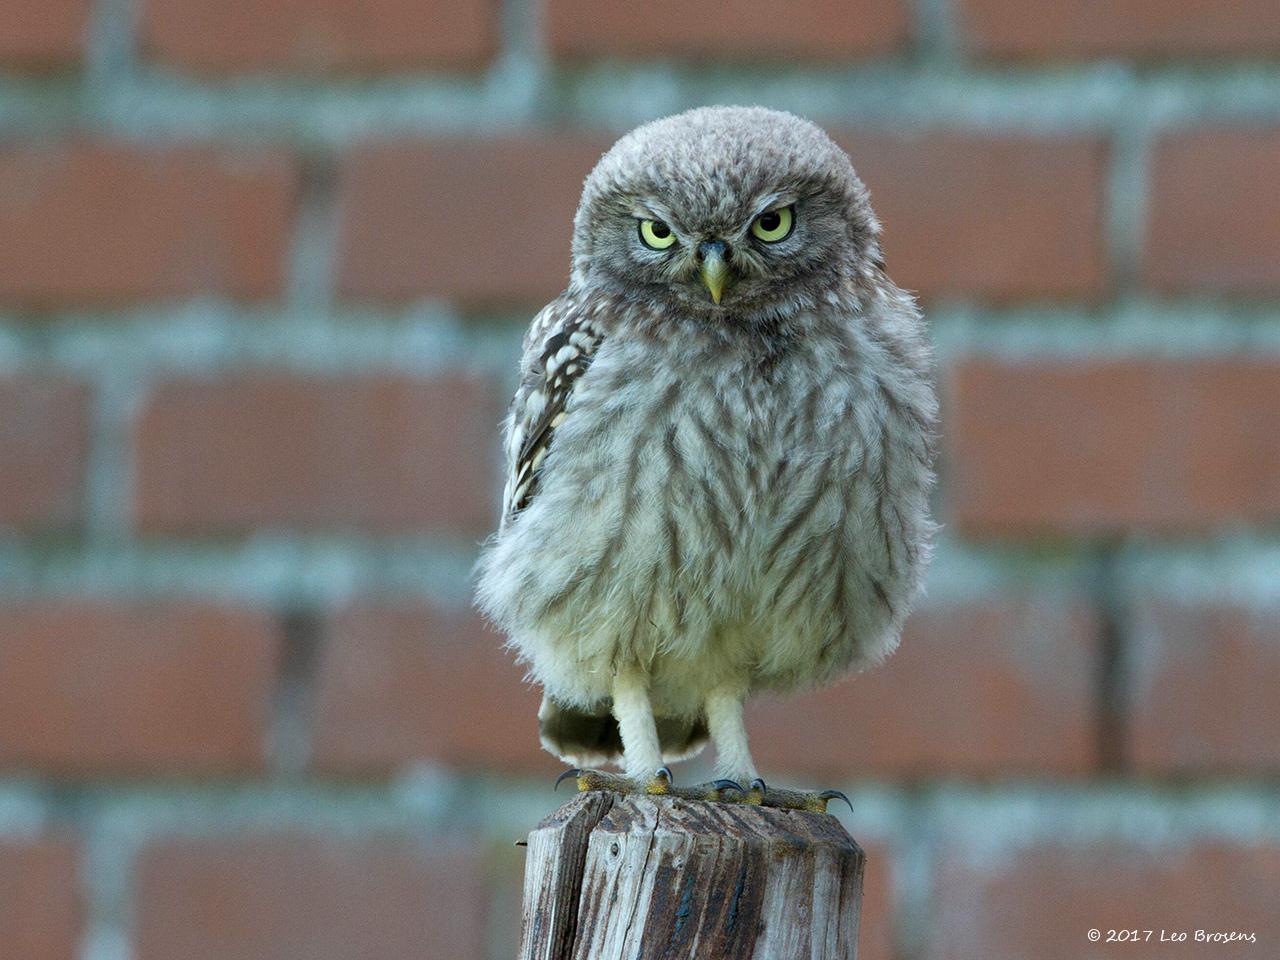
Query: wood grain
[{"left": 518, "top": 792, "right": 864, "bottom": 959}]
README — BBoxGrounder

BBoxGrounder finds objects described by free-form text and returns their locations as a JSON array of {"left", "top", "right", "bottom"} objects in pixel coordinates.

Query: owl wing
[{"left": 502, "top": 300, "right": 604, "bottom": 525}]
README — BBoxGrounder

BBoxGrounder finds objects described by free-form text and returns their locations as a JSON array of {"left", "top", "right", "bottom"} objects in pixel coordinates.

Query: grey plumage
[{"left": 476, "top": 106, "right": 936, "bottom": 783}]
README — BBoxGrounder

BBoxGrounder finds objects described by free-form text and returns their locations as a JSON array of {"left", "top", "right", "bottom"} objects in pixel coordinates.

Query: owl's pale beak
[{"left": 698, "top": 242, "right": 731, "bottom": 304}]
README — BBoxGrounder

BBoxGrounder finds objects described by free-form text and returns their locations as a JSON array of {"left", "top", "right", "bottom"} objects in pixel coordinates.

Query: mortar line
[
  {"left": 285, "top": 152, "right": 342, "bottom": 317},
  {"left": 1104, "top": 113, "right": 1156, "bottom": 295},
  {"left": 1091, "top": 546, "right": 1130, "bottom": 773},
  {"left": 85, "top": 0, "right": 139, "bottom": 91},
  {"left": 911, "top": 0, "right": 961, "bottom": 64},
  {"left": 266, "top": 608, "right": 326, "bottom": 778}
]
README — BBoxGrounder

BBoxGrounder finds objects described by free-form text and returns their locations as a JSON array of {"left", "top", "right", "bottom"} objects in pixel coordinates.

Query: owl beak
[{"left": 698, "top": 242, "right": 731, "bottom": 304}]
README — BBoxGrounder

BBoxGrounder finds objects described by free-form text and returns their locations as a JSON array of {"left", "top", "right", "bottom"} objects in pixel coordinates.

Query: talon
[
  {"left": 646, "top": 766, "right": 674, "bottom": 795},
  {"left": 817, "top": 789, "right": 854, "bottom": 814},
  {"left": 746, "top": 777, "right": 767, "bottom": 805},
  {"left": 711, "top": 778, "right": 744, "bottom": 794},
  {"left": 554, "top": 768, "right": 583, "bottom": 791}
]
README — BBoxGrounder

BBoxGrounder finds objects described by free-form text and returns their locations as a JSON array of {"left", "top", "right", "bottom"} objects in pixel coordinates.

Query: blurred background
[{"left": 1, "top": 0, "right": 1279, "bottom": 958}]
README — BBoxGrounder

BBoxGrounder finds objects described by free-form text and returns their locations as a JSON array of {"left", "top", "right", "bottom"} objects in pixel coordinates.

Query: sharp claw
[
  {"left": 711, "top": 778, "right": 744, "bottom": 794},
  {"left": 646, "top": 766, "right": 674, "bottom": 796},
  {"left": 748, "top": 778, "right": 767, "bottom": 792},
  {"left": 818, "top": 789, "right": 854, "bottom": 813},
  {"left": 554, "top": 768, "right": 582, "bottom": 791}
]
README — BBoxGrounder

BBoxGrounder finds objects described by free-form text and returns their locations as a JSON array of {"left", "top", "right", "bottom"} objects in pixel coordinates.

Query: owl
[{"left": 476, "top": 106, "right": 936, "bottom": 810}]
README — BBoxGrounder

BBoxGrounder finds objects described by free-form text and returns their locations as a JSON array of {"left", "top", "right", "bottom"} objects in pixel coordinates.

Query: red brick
[
  {"left": 336, "top": 139, "right": 609, "bottom": 306},
  {"left": 143, "top": 0, "right": 496, "bottom": 73},
  {"left": 858, "top": 842, "right": 895, "bottom": 960},
  {"left": 547, "top": 0, "right": 908, "bottom": 61},
  {"left": 314, "top": 600, "right": 1097, "bottom": 782},
  {"left": 1145, "top": 131, "right": 1280, "bottom": 296},
  {"left": 748, "top": 598, "right": 1100, "bottom": 779},
  {"left": 0, "top": 603, "right": 278, "bottom": 776},
  {"left": 0, "top": 0, "right": 87, "bottom": 69},
  {"left": 133, "top": 375, "right": 497, "bottom": 535},
  {"left": 946, "top": 358, "right": 1280, "bottom": 536},
  {"left": 0, "top": 144, "right": 296, "bottom": 307},
  {"left": 337, "top": 134, "right": 1107, "bottom": 306},
  {"left": 0, "top": 377, "right": 89, "bottom": 533},
  {"left": 961, "top": 0, "right": 1280, "bottom": 59},
  {"left": 1128, "top": 600, "right": 1280, "bottom": 775},
  {"left": 0, "top": 838, "right": 81, "bottom": 960},
  {"left": 311, "top": 604, "right": 552, "bottom": 776},
  {"left": 931, "top": 842, "right": 1280, "bottom": 960},
  {"left": 844, "top": 133, "right": 1108, "bottom": 301},
  {"left": 483, "top": 848, "right": 527, "bottom": 960},
  {"left": 136, "top": 835, "right": 487, "bottom": 960}
]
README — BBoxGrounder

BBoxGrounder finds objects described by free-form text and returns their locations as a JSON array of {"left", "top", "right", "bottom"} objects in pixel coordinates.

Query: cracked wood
[{"left": 517, "top": 792, "right": 865, "bottom": 959}]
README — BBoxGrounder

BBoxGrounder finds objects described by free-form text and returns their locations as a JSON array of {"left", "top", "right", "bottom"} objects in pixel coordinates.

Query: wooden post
[{"left": 517, "top": 791, "right": 865, "bottom": 959}]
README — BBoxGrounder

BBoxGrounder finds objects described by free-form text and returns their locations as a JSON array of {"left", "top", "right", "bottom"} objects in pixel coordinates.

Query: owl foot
[
  {"left": 552, "top": 766, "right": 673, "bottom": 797},
  {"left": 741, "top": 778, "right": 853, "bottom": 814},
  {"left": 553, "top": 768, "right": 746, "bottom": 803}
]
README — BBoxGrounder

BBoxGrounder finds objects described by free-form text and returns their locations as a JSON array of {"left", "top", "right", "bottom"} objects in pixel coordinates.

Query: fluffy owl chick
[{"left": 477, "top": 106, "right": 935, "bottom": 805}]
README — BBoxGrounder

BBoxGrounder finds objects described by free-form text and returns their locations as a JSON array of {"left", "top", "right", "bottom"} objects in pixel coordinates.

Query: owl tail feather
[{"left": 537, "top": 696, "right": 708, "bottom": 768}]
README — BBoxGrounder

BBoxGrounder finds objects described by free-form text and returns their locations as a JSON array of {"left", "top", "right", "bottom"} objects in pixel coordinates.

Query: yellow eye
[
  {"left": 751, "top": 205, "right": 794, "bottom": 243},
  {"left": 638, "top": 219, "right": 677, "bottom": 250}
]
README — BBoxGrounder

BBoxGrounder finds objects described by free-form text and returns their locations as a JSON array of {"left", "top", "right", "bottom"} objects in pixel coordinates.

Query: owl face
[{"left": 571, "top": 106, "right": 881, "bottom": 326}]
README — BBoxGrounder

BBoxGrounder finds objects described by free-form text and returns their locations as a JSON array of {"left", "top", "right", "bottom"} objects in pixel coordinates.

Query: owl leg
[
  {"left": 554, "top": 670, "right": 740, "bottom": 802},
  {"left": 612, "top": 667, "right": 665, "bottom": 782},
  {"left": 556, "top": 670, "right": 671, "bottom": 797},
  {"left": 705, "top": 687, "right": 851, "bottom": 814},
  {"left": 706, "top": 687, "right": 759, "bottom": 784}
]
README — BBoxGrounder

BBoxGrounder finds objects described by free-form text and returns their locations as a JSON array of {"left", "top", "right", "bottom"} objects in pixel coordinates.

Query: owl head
[{"left": 570, "top": 106, "right": 883, "bottom": 327}]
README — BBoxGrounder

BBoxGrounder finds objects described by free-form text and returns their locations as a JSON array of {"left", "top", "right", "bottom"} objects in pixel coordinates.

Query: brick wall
[{"left": 2, "top": 1, "right": 1278, "bottom": 958}]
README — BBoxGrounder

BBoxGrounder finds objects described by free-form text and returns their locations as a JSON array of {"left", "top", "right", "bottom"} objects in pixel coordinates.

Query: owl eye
[
  {"left": 751, "top": 205, "right": 794, "bottom": 243},
  {"left": 638, "top": 219, "right": 677, "bottom": 250}
]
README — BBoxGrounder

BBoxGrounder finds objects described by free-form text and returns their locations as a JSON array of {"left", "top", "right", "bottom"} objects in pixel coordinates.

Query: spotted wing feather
[{"left": 503, "top": 309, "right": 603, "bottom": 523}]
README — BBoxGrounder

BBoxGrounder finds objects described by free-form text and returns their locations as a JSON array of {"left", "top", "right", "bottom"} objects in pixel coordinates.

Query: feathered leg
[
  {"left": 556, "top": 675, "right": 847, "bottom": 811},
  {"left": 612, "top": 667, "right": 664, "bottom": 780},
  {"left": 555, "top": 668, "right": 672, "bottom": 797},
  {"left": 705, "top": 686, "right": 852, "bottom": 814},
  {"left": 706, "top": 687, "right": 759, "bottom": 783},
  {"left": 555, "top": 669, "right": 735, "bottom": 801}
]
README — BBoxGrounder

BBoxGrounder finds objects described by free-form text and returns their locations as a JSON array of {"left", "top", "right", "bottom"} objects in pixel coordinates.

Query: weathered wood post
[{"left": 517, "top": 792, "right": 865, "bottom": 959}]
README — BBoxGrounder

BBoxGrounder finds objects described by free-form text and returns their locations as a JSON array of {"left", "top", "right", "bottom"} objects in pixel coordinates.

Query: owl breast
[{"left": 477, "top": 316, "right": 934, "bottom": 715}]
